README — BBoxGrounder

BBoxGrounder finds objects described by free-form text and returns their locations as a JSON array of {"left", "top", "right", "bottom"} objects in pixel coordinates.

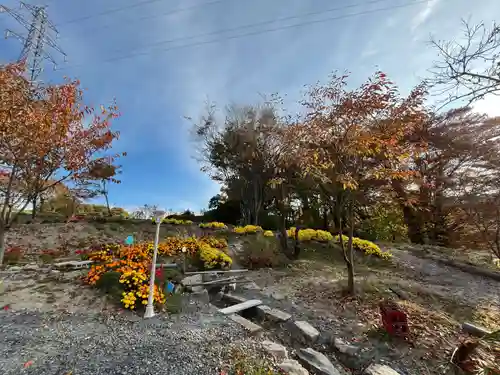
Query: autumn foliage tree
[
  {"left": 282, "top": 72, "right": 429, "bottom": 293},
  {"left": 0, "top": 63, "right": 123, "bottom": 263}
]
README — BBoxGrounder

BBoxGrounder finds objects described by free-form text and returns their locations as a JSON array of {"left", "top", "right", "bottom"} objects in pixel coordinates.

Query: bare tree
[{"left": 430, "top": 19, "right": 500, "bottom": 107}]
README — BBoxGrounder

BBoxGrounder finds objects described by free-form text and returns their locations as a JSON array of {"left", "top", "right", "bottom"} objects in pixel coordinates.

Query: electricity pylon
[{"left": 0, "top": 1, "right": 66, "bottom": 83}]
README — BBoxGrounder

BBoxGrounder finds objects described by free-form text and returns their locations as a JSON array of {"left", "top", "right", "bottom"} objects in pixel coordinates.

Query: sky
[{"left": 1, "top": 0, "right": 499, "bottom": 214}]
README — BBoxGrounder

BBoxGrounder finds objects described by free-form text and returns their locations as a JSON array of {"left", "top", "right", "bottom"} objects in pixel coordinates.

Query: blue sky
[{"left": 1, "top": 0, "right": 499, "bottom": 214}]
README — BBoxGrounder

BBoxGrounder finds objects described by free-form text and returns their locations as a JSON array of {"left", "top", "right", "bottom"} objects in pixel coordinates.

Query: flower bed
[
  {"left": 233, "top": 225, "right": 263, "bottom": 234},
  {"left": 151, "top": 218, "right": 193, "bottom": 225},
  {"left": 82, "top": 236, "right": 232, "bottom": 310},
  {"left": 286, "top": 227, "right": 333, "bottom": 242},
  {"left": 199, "top": 221, "right": 227, "bottom": 229},
  {"left": 333, "top": 234, "right": 392, "bottom": 260}
]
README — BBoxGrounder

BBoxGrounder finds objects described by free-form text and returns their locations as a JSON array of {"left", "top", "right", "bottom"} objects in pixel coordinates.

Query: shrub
[
  {"left": 199, "top": 244, "right": 232, "bottom": 269},
  {"left": 84, "top": 244, "right": 166, "bottom": 310},
  {"left": 263, "top": 230, "right": 274, "bottom": 237},
  {"left": 199, "top": 221, "right": 227, "bottom": 229},
  {"left": 200, "top": 235, "right": 228, "bottom": 249},
  {"left": 286, "top": 227, "right": 333, "bottom": 242},
  {"left": 3, "top": 247, "right": 23, "bottom": 264},
  {"left": 234, "top": 225, "right": 263, "bottom": 234},
  {"left": 39, "top": 249, "right": 63, "bottom": 263},
  {"left": 333, "top": 235, "right": 392, "bottom": 260},
  {"left": 152, "top": 218, "right": 194, "bottom": 225},
  {"left": 494, "top": 258, "right": 500, "bottom": 269},
  {"left": 239, "top": 235, "right": 288, "bottom": 269},
  {"left": 358, "top": 202, "right": 408, "bottom": 242}
]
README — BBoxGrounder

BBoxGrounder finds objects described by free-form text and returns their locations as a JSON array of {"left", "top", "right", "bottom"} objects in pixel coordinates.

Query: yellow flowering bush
[
  {"left": 152, "top": 218, "right": 193, "bottom": 225},
  {"left": 199, "top": 221, "right": 227, "bottom": 229},
  {"left": 84, "top": 244, "right": 165, "bottom": 310},
  {"left": 84, "top": 235, "right": 232, "bottom": 310},
  {"left": 333, "top": 235, "right": 392, "bottom": 260},
  {"left": 199, "top": 244, "right": 232, "bottom": 269},
  {"left": 234, "top": 225, "right": 263, "bottom": 234},
  {"left": 263, "top": 230, "right": 274, "bottom": 237},
  {"left": 200, "top": 235, "right": 228, "bottom": 249},
  {"left": 286, "top": 227, "right": 333, "bottom": 242}
]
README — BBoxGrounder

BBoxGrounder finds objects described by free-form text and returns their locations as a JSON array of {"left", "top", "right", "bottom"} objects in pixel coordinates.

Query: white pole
[{"left": 144, "top": 212, "right": 164, "bottom": 318}]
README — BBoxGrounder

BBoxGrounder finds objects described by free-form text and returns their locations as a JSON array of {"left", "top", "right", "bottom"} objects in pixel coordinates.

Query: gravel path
[
  {"left": 0, "top": 303, "right": 262, "bottom": 375},
  {"left": 389, "top": 247, "right": 500, "bottom": 306}
]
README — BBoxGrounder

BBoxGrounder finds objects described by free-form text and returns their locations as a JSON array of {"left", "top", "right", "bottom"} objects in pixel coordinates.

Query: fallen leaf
[{"left": 24, "top": 360, "right": 33, "bottom": 368}]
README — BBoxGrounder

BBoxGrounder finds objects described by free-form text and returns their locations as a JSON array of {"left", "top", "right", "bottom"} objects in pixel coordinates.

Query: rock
[
  {"left": 462, "top": 322, "right": 492, "bottom": 337},
  {"left": 333, "top": 338, "right": 359, "bottom": 356},
  {"left": 293, "top": 321, "right": 320, "bottom": 343},
  {"left": 181, "top": 274, "right": 204, "bottom": 293},
  {"left": 242, "top": 281, "right": 261, "bottom": 290},
  {"left": 50, "top": 270, "right": 61, "bottom": 276},
  {"left": 298, "top": 348, "right": 344, "bottom": 375},
  {"left": 22, "top": 263, "right": 39, "bottom": 271},
  {"left": 271, "top": 292, "right": 285, "bottom": 300},
  {"left": 364, "top": 364, "right": 401, "bottom": 375},
  {"left": 279, "top": 359, "right": 309, "bottom": 375},
  {"left": 261, "top": 340, "right": 288, "bottom": 361},
  {"left": 7, "top": 266, "right": 22, "bottom": 272}
]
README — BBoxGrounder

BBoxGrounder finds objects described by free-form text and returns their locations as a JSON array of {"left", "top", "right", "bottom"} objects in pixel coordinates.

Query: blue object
[
  {"left": 166, "top": 282, "right": 175, "bottom": 293},
  {"left": 124, "top": 235, "right": 134, "bottom": 245}
]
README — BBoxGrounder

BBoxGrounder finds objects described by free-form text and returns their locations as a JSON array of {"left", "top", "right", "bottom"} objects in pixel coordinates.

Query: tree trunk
[
  {"left": 104, "top": 193, "right": 111, "bottom": 216},
  {"left": 402, "top": 206, "right": 425, "bottom": 244},
  {"left": 322, "top": 207, "right": 329, "bottom": 231},
  {"left": 293, "top": 226, "right": 301, "bottom": 259},
  {"left": 346, "top": 207, "right": 355, "bottom": 295},
  {"left": 31, "top": 195, "right": 38, "bottom": 219},
  {"left": 0, "top": 224, "right": 6, "bottom": 265}
]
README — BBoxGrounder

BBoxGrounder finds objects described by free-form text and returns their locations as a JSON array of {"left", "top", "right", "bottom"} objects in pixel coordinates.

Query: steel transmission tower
[{"left": 0, "top": 1, "right": 66, "bottom": 83}]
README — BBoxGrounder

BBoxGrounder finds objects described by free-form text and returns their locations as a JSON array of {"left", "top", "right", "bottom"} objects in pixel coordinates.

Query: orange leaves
[
  {"left": 0, "top": 62, "right": 123, "bottom": 227},
  {"left": 294, "top": 70, "right": 428, "bottom": 191}
]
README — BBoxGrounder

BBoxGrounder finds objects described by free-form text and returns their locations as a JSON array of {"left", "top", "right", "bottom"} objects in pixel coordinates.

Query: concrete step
[
  {"left": 218, "top": 299, "right": 262, "bottom": 315},
  {"left": 229, "top": 314, "right": 263, "bottom": 335}
]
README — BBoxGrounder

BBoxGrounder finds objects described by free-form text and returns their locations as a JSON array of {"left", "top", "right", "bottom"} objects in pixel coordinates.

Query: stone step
[
  {"left": 229, "top": 314, "right": 263, "bottom": 335},
  {"left": 218, "top": 299, "right": 262, "bottom": 315},
  {"left": 256, "top": 305, "right": 292, "bottom": 322}
]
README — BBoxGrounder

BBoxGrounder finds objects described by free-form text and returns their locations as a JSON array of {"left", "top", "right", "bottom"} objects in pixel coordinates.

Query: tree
[
  {"left": 430, "top": 19, "right": 500, "bottom": 106},
  {"left": 193, "top": 102, "right": 279, "bottom": 225},
  {"left": 85, "top": 159, "right": 121, "bottom": 216},
  {"left": 0, "top": 63, "right": 122, "bottom": 263},
  {"left": 130, "top": 204, "right": 158, "bottom": 219},
  {"left": 297, "top": 71, "right": 428, "bottom": 294}
]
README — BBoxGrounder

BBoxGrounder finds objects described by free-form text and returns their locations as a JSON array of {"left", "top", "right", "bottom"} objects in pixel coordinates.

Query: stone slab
[
  {"left": 261, "top": 340, "right": 288, "bottom": 361},
  {"left": 462, "top": 322, "right": 492, "bottom": 337},
  {"left": 297, "top": 348, "right": 345, "bottom": 375},
  {"left": 219, "top": 299, "right": 262, "bottom": 315},
  {"left": 256, "top": 305, "right": 292, "bottom": 322},
  {"left": 229, "top": 314, "right": 263, "bottom": 335},
  {"left": 293, "top": 321, "right": 320, "bottom": 343},
  {"left": 364, "top": 364, "right": 401, "bottom": 375},
  {"left": 279, "top": 359, "right": 309, "bottom": 375}
]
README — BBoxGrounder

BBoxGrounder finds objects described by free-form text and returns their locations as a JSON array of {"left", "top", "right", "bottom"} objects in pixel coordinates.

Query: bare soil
[{"left": 2, "top": 221, "right": 499, "bottom": 375}]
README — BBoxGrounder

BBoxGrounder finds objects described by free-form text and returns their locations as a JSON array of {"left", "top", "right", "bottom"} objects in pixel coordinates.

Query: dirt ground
[{"left": 2, "top": 221, "right": 499, "bottom": 375}]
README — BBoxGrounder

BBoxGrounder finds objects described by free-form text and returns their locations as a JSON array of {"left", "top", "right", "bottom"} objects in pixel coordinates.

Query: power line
[
  {"left": 55, "top": 0, "right": 227, "bottom": 27},
  {"left": 55, "top": 0, "right": 401, "bottom": 41},
  {"left": 57, "top": 0, "right": 440, "bottom": 71}
]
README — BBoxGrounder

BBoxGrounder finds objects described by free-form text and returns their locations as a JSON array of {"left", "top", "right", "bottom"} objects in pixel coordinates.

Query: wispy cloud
[{"left": 411, "top": 0, "right": 441, "bottom": 32}]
